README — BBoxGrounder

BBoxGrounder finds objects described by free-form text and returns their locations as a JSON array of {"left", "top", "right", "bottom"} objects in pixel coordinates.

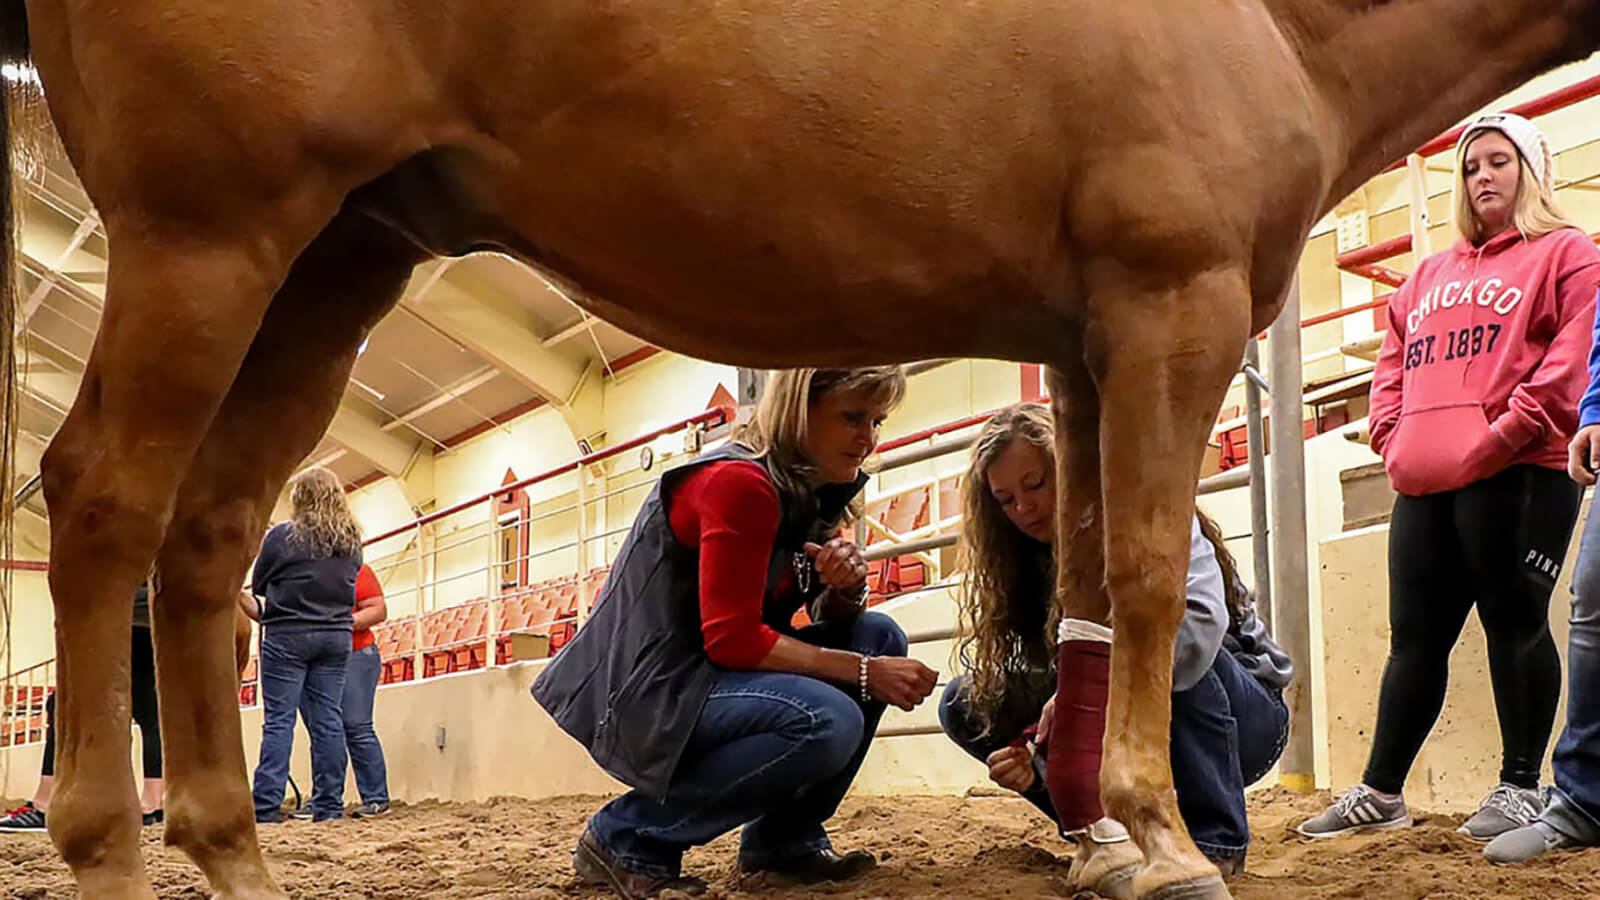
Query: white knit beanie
[{"left": 1456, "top": 112, "right": 1556, "bottom": 194}]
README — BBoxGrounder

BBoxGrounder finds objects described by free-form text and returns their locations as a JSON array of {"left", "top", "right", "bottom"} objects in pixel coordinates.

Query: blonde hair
[
  {"left": 955, "top": 403, "right": 1058, "bottom": 731},
  {"left": 954, "top": 403, "right": 1252, "bottom": 731},
  {"left": 286, "top": 466, "right": 362, "bottom": 558},
  {"left": 732, "top": 367, "right": 906, "bottom": 527},
  {"left": 1453, "top": 132, "right": 1576, "bottom": 245}
]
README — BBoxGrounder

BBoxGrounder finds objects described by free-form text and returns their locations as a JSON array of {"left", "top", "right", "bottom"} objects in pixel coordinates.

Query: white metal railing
[{"left": 6, "top": 374, "right": 1283, "bottom": 734}]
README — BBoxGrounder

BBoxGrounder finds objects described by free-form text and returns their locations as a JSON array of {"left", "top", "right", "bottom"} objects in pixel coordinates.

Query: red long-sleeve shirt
[
  {"left": 668, "top": 460, "right": 794, "bottom": 668},
  {"left": 351, "top": 564, "right": 383, "bottom": 651}
]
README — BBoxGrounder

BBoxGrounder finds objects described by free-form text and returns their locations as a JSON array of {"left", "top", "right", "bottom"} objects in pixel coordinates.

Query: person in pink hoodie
[{"left": 1300, "top": 113, "right": 1600, "bottom": 843}]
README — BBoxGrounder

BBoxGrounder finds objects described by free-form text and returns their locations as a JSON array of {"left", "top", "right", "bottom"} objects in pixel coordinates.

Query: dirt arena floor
[{"left": 6, "top": 787, "right": 1600, "bottom": 898}]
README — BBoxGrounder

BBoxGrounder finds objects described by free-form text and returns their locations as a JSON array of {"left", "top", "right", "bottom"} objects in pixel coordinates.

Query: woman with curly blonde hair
[
  {"left": 243, "top": 466, "right": 365, "bottom": 824},
  {"left": 939, "top": 403, "right": 1291, "bottom": 874}
]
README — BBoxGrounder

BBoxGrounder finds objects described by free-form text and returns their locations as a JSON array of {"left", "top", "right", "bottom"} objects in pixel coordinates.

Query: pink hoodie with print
[{"left": 1368, "top": 226, "right": 1600, "bottom": 497}]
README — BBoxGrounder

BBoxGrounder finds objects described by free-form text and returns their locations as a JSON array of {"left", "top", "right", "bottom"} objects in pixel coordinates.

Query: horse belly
[{"left": 426, "top": 1, "right": 1094, "bottom": 363}]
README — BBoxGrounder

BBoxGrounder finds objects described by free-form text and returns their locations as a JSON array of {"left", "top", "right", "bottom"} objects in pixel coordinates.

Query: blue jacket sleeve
[{"left": 1580, "top": 288, "right": 1600, "bottom": 429}]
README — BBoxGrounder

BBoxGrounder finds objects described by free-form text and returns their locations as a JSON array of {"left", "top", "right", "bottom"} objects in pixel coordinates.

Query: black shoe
[
  {"left": 574, "top": 830, "right": 707, "bottom": 899},
  {"left": 351, "top": 801, "right": 390, "bottom": 819},
  {"left": 1208, "top": 848, "right": 1246, "bottom": 877},
  {"left": 0, "top": 802, "right": 46, "bottom": 832},
  {"left": 740, "top": 848, "right": 877, "bottom": 884},
  {"left": 142, "top": 809, "right": 164, "bottom": 827}
]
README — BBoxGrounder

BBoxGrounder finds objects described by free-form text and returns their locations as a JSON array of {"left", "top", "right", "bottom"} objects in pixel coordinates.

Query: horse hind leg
[
  {"left": 151, "top": 208, "right": 422, "bottom": 898},
  {"left": 39, "top": 200, "right": 343, "bottom": 897},
  {"left": 1087, "top": 263, "right": 1252, "bottom": 900}
]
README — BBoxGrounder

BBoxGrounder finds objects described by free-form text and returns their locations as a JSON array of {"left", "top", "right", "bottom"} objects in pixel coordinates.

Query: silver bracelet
[{"left": 858, "top": 653, "right": 871, "bottom": 702}]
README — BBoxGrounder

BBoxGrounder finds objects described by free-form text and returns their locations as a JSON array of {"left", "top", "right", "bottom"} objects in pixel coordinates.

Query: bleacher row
[
  {"left": 3, "top": 489, "right": 958, "bottom": 737},
  {"left": 0, "top": 685, "right": 48, "bottom": 748}
]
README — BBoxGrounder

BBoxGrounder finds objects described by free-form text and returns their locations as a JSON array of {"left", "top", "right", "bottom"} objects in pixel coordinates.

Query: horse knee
[
  {"left": 164, "top": 775, "right": 256, "bottom": 859},
  {"left": 39, "top": 431, "right": 91, "bottom": 516},
  {"left": 166, "top": 503, "right": 257, "bottom": 564},
  {"left": 44, "top": 461, "right": 168, "bottom": 567},
  {"left": 47, "top": 792, "right": 141, "bottom": 872}
]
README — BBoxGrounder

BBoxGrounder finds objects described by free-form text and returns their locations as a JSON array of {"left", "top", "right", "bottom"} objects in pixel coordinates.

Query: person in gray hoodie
[{"left": 938, "top": 403, "right": 1292, "bottom": 875}]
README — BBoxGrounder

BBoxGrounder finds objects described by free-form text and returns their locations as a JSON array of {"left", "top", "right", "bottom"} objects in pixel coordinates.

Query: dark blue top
[{"left": 251, "top": 522, "right": 360, "bottom": 633}]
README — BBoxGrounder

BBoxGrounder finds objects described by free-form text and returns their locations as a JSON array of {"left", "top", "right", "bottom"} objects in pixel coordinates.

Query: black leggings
[
  {"left": 42, "top": 626, "right": 161, "bottom": 778},
  {"left": 1364, "top": 464, "right": 1581, "bottom": 794}
]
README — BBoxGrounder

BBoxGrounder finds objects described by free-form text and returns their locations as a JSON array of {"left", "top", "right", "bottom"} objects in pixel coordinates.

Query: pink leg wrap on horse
[{"left": 1046, "top": 638, "right": 1111, "bottom": 831}]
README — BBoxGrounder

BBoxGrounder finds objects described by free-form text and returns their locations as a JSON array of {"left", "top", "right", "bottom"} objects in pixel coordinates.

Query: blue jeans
[
  {"left": 587, "top": 611, "right": 907, "bottom": 878},
  {"left": 341, "top": 643, "right": 389, "bottom": 805},
  {"left": 308, "top": 643, "right": 390, "bottom": 808},
  {"left": 1546, "top": 507, "right": 1600, "bottom": 844},
  {"left": 252, "top": 628, "right": 351, "bottom": 822},
  {"left": 1173, "top": 647, "right": 1289, "bottom": 860},
  {"left": 939, "top": 669, "right": 1058, "bottom": 820}
]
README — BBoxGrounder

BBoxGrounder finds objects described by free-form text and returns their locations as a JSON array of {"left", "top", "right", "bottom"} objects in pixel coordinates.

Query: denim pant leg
[
  {"left": 1210, "top": 649, "right": 1289, "bottom": 788},
  {"left": 938, "top": 672, "right": 1058, "bottom": 821},
  {"left": 252, "top": 630, "right": 309, "bottom": 821},
  {"left": 1549, "top": 507, "right": 1600, "bottom": 842},
  {"left": 587, "top": 670, "right": 865, "bottom": 878},
  {"left": 1170, "top": 656, "right": 1251, "bottom": 860},
  {"left": 300, "top": 631, "right": 350, "bottom": 821},
  {"left": 738, "top": 611, "right": 907, "bottom": 861},
  {"left": 342, "top": 644, "right": 389, "bottom": 805}
]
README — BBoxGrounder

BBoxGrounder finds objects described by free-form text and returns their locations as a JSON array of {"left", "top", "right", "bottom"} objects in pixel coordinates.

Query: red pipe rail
[
  {"left": 363, "top": 405, "right": 733, "bottom": 546},
  {"left": 1386, "top": 73, "right": 1600, "bottom": 171},
  {"left": 875, "top": 410, "right": 1001, "bottom": 454}
]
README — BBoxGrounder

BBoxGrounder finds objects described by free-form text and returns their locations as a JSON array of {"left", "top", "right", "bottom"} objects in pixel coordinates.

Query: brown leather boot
[{"left": 574, "top": 830, "right": 708, "bottom": 900}]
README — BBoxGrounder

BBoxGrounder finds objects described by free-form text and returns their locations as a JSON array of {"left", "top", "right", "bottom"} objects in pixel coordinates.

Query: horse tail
[{"left": 0, "top": 0, "right": 30, "bottom": 677}]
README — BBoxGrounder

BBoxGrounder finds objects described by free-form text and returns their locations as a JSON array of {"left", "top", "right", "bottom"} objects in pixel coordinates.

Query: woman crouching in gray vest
[{"left": 534, "top": 366, "right": 939, "bottom": 899}]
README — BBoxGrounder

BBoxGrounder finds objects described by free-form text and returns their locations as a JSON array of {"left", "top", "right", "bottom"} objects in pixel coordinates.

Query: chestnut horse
[{"left": 0, "top": 1, "right": 1597, "bottom": 897}]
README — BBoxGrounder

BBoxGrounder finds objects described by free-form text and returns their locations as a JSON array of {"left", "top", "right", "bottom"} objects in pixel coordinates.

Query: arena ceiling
[{"left": 11, "top": 145, "right": 656, "bottom": 521}]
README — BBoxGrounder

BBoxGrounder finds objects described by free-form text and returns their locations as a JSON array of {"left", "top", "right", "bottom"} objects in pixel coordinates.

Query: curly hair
[
  {"left": 286, "top": 466, "right": 362, "bottom": 559},
  {"left": 955, "top": 402, "right": 1250, "bottom": 731},
  {"left": 955, "top": 403, "right": 1057, "bottom": 732}
]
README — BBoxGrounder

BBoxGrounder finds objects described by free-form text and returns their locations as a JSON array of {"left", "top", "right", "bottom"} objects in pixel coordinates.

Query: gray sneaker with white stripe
[
  {"left": 1458, "top": 784, "right": 1544, "bottom": 841},
  {"left": 1297, "top": 785, "right": 1412, "bottom": 838}
]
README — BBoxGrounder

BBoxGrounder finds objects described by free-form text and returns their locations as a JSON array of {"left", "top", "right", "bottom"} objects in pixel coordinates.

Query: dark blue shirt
[{"left": 251, "top": 522, "right": 360, "bottom": 633}]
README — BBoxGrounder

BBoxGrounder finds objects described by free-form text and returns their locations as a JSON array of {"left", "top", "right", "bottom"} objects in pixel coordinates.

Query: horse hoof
[
  {"left": 1090, "top": 862, "right": 1138, "bottom": 899},
  {"left": 1139, "top": 874, "right": 1232, "bottom": 900}
]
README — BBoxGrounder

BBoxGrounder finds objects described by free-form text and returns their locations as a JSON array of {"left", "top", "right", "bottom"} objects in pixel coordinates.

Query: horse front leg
[
  {"left": 1044, "top": 350, "right": 1142, "bottom": 900},
  {"left": 1089, "top": 263, "right": 1252, "bottom": 900}
]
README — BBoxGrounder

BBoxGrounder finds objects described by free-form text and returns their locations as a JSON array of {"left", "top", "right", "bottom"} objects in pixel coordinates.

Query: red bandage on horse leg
[{"left": 1045, "top": 638, "right": 1111, "bottom": 832}]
